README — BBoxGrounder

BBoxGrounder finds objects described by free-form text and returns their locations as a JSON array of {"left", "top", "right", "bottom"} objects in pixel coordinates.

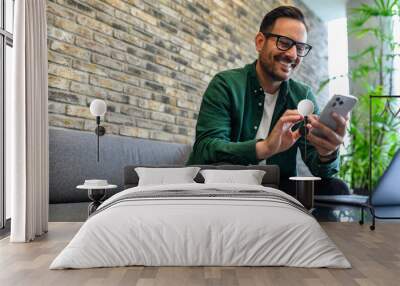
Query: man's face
[{"left": 256, "top": 17, "right": 308, "bottom": 81}]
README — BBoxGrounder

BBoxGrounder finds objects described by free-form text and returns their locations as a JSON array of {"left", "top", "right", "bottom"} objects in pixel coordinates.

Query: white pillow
[
  {"left": 135, "top": 167, "right": 201, "bottom": 186},
  {"left": 200, "top": 169, "right": 266, "bottom": 185}
]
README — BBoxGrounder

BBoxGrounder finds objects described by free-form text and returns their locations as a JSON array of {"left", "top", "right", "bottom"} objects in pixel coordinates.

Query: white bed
[{"left": 50, "top": 183, "right": 351, "bottom": 269}]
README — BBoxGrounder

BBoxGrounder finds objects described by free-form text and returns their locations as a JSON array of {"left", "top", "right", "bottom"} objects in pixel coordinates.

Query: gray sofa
[
  {"left": 49, "top": 127, "right": 191, "bottom": 203},
  {"left": 49, "top": 127, "right": 280, "bottom": 204}
]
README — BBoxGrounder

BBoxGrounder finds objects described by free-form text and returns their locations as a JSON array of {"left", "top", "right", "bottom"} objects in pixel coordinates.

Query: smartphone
[{"left": 311, "top": 94, "right": 358, "bottom": 138}]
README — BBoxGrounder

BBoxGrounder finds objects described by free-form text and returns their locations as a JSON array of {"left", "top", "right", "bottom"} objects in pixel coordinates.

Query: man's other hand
[{"left": 256, "top": 110, "right": 303, "bottom": 160}]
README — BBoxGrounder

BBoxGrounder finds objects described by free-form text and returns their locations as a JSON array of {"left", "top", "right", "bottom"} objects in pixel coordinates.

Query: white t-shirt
[
  {"left": 255, "top": 89, "right": 279, "bottom": 164},
  {"left": 255, "top": 90, "right": 279, "bottom": 140}
]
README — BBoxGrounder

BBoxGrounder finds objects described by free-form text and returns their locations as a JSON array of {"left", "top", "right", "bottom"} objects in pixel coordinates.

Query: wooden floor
[{"left": 0, "top": 222, "right": 399, "bottom": 286}]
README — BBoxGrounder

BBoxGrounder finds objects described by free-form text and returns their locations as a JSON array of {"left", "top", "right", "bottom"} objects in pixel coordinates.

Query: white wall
[
  {"left": 302, "top": 0, "right": 347, "bottom": 22},
  {"left": 327, "top": 18, "right": 349, "bottom": 97}
]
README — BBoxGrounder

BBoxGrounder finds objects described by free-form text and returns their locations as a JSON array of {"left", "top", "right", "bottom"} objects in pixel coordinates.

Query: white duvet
[{"left": 50, "top": 183, "right": 351, "bottom": 269}]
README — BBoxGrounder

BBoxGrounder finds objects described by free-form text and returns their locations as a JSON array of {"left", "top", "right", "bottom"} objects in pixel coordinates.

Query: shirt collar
[{"left": 248, "top": 60, "right": 289, "bottom": 104}]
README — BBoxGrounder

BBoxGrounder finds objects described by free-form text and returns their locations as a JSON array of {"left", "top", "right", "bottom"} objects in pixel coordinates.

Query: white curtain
[{"left": 9, "top": 0, "right": 49, "bottom": 242}]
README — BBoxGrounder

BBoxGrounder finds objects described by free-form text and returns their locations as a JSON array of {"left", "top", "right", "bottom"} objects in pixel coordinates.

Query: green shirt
[{"left": 186, "top": 61, "right": 339, "bottom": 179}]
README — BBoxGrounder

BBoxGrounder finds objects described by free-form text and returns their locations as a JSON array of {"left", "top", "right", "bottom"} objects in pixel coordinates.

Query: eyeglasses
[{"left": 262, "top": 32, "right": 312, "bottom": 57}]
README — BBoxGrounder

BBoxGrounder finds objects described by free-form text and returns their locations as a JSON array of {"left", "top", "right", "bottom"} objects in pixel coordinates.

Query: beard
[{"left": 259, "top": 54, "right": 298, "bottom": 82}]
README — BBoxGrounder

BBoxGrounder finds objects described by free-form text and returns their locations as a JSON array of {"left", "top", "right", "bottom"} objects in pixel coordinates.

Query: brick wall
[{"left": 47, "top": 0, "right": 328, "bottom": 144}]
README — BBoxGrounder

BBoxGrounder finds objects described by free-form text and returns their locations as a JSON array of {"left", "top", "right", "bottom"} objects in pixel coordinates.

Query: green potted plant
[{"left": 319, "top": 0, "right": 400, "bottom": 194}]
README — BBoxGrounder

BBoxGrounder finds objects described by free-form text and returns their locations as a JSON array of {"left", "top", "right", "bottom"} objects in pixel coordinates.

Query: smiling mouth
[{"left": 276, "top": 57, "right": 296, "bottom": 72}]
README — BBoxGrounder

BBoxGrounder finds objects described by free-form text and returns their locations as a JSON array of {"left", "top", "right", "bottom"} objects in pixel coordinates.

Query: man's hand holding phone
[
  {"left": 306, "top": 113, "right": 348, "bottom": 162},
  {"left": 256, "top": 95, "right": 355, "bottom": 161},
  {"left": 305, "top": 94, "right": 356, "bottom": 162}
]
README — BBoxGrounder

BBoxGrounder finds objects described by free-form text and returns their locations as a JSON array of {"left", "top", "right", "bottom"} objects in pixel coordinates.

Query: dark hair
[{"left": 259, "top": 6, "right": 308, "bottom": 33}]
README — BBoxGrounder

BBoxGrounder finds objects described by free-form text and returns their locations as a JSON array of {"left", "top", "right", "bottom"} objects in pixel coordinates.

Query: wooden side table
[{"left": 76, "top": 184, "right": 117, "bottom": 216}]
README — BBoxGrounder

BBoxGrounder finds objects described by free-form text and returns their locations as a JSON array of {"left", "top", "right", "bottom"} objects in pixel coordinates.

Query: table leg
[
  {"left": 88, "top": 202, "right": 101, "bottom": 216},
  {"left": 87, "top": 189, "right": 106, "bottom": 216},
  {"left": 296, "top": 181, "right": 314, "bottom": 210}
]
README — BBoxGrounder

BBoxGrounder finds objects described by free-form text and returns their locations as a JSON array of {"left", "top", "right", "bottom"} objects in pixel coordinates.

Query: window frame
[{"left": 0, "top": 0, "right": 14, "bottom": 230}]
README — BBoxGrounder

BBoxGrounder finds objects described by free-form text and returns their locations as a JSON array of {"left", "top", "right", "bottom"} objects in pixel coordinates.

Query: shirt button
[
  {"left": 254, "top": 90, "right": 257, "bottom": 93},
  {"left": 258, "top": 102, "right": 262, "bottom": 106},
  {"left": 259, "top": 88, "right": 263, "bottom": 91},
  {"left": 254, "top": 126, "right": 258, "bottom": 130}
]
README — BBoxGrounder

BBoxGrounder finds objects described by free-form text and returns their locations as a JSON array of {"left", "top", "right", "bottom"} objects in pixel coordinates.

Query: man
[{"left": 187, "top": 6, "right": 349, "bottom": 196}]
